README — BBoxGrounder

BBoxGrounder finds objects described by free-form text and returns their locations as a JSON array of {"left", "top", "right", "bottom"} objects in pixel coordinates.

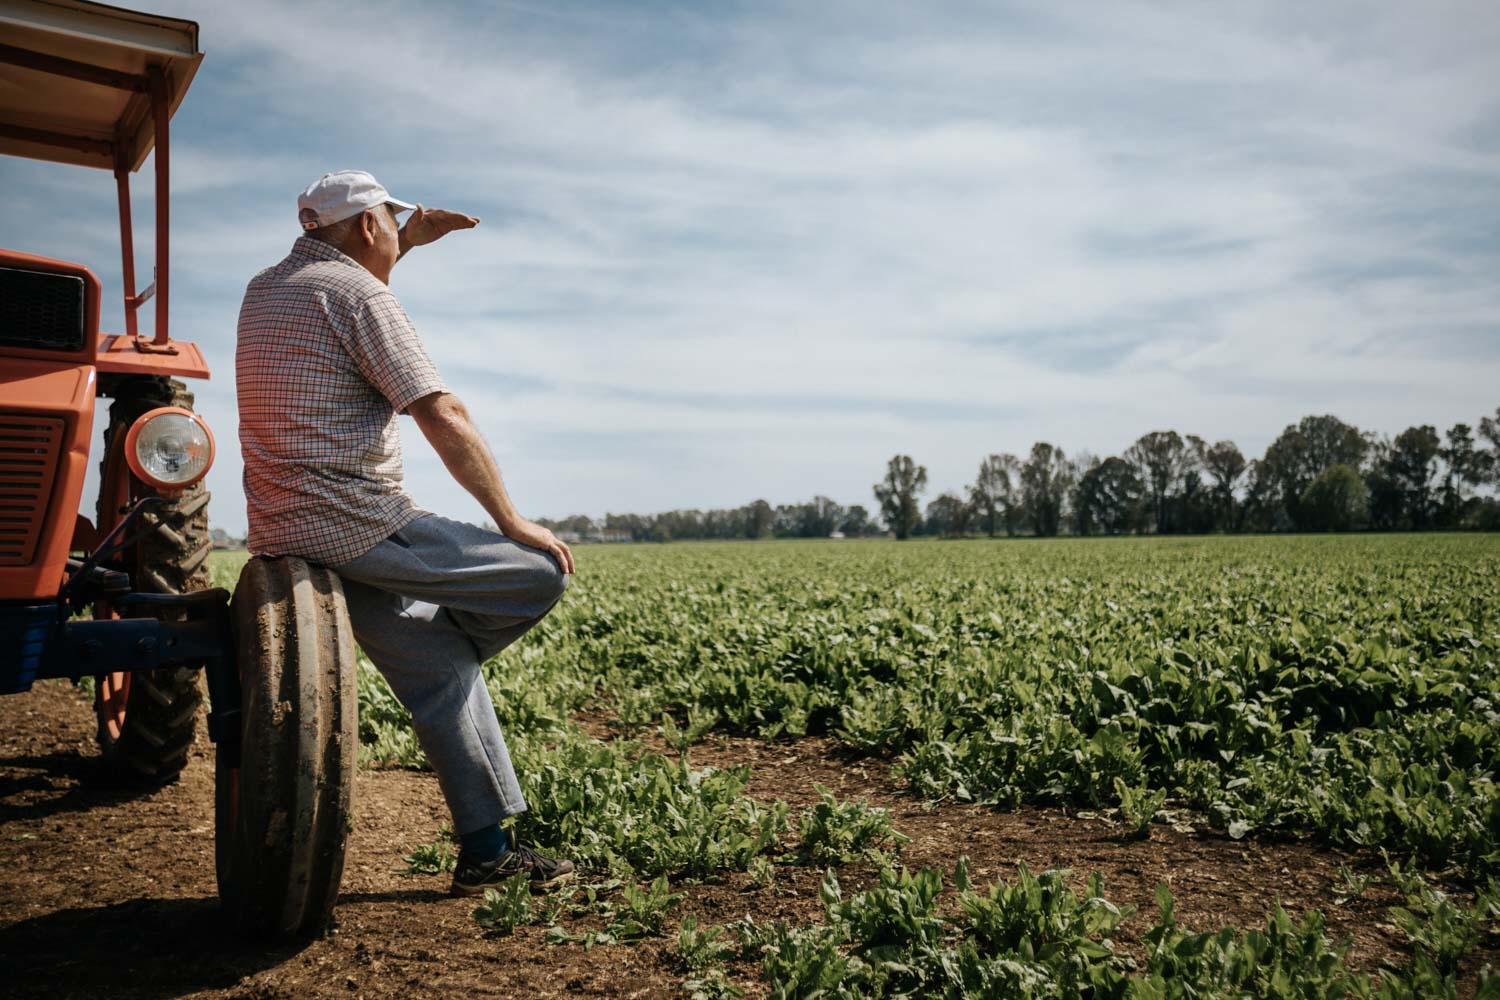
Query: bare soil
[{"left": 2, "top": 682, "right": 1494, "bottom": 998}]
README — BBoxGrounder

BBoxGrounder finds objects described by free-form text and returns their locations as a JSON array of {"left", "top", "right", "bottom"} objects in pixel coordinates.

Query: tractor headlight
[{"left": 124, "top": 407, "right": 215, "bottom": 492}]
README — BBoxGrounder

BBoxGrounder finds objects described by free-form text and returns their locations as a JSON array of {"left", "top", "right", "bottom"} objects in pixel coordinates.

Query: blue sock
[{"left": 459, "top": 824, "right": 509, "bottom": 862}]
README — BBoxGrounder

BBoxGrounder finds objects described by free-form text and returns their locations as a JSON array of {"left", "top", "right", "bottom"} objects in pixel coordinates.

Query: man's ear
[{"left": 360, "top": 209, "right": 379, "bottom": 247}]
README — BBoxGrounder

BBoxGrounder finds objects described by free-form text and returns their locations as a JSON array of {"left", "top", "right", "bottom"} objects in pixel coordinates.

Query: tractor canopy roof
[{"left": 0, "top": 0, "right": 201, "bottom": 172}]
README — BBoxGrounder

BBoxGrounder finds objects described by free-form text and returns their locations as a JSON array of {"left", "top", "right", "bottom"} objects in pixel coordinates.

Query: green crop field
[{"left": 208, "top": 535, "right": 1500, "bottom": 996}]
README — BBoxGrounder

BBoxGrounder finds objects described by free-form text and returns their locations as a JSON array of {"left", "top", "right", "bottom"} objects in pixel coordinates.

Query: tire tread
[{"left": 218, "top": 556, "right": 356, "bottom": 939}]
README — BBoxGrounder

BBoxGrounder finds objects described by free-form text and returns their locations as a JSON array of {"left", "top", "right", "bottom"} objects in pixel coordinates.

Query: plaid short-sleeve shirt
[{"left": 236, "top": 236, "right": 448, "bottom": 565}]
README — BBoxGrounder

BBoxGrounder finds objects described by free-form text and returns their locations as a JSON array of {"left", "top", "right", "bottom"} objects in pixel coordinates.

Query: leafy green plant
[
  {"left": 546, "top": 874, "right": 686, "bottom": 950},
  {"left": 661, "top": 707, "right": 721, "bottom": 752},
  {"left": 957, "top": 864, "right": 1132, "bottom": 995},
  {"left": 471, "top": 877, "right": 532, "bottom": 934},
  {"left": 736, "top": 918, "right": 853, "bottom": 1000},
  {"left": 564, "top": 878, "right": 625, "bottom": 917},
  {"left": 661, "top": 712, "right": 690, "bottom": 753},
  {"left": 676, "top": 914, "right": 735, "bottom": 971},
  {"left": 746, "top": 855, "right": 777, "bottom": 891},
  {"left": 533, "top": 891, "right": 566, "bottom": 928},
  {"left": 1334, "top": 863, "right": 1373, "bottom": 904},
  {"left": 356, "top": 656, "right": 428, "bottom": 769},
  {"left": 402, "top": 823, "right": 455, "bottom": 875},
  {"left": 1139, "top": 883, "right": 1373, "bottom": 997},
  {"left": 612, "top": 875, "right": 684, "bottom": 940},
  {"left": 511, "top": 730, "right": 791, "bottom": 877},
  {"left": 796, "top": 786, "right": 908, "bottom": 864},
  {"left": 1383, "top": 858, "right": 1498, "bottom": 987},
  {"left": 545, "top": 924, "right": 617, "bottom": 951},
  {"left": 1113, "top": 777, "right": 1168, "bottom": 838},
  {"left": 737, "top": 862, "right": 1404, "bottom": 998},
  {"left": 685, "top": 704, "right": 720, "bottom": 744},
  {"left": 826, "top": 865, "right": 947, "bottom": 955},
  {"left": 681, "top": 968, "right": 744, "bottom": 1000}
]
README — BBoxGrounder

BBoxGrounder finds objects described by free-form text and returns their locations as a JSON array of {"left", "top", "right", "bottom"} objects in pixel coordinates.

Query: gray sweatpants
[{"left": 332, "top": 513, "right": 568, "bottom": 833}]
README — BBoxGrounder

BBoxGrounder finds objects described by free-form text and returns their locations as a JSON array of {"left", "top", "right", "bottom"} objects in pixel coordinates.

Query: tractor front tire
[
  {"left": 216, "top": 556, "right": 358, "bottom": 939},
  {"left": 93, "top": 376, "right": 212, "bottom": 785}
]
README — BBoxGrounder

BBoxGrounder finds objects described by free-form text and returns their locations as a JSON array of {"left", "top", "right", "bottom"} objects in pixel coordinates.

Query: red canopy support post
[
  {"left": 114, "top": 159, "right": 139, "bottom": 339},
  {"left": 148, "top": 64, "right": 170, "bottom": 346}
]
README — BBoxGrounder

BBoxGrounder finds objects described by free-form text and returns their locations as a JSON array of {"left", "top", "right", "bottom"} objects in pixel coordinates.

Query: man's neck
[{"left": 307, "top": 234, "right": 391, "bottom": 285}]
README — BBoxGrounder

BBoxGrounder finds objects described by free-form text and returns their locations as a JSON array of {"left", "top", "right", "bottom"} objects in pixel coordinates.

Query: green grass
[{"left": 207, "top": 547, "right": 248, "bottom": 591}]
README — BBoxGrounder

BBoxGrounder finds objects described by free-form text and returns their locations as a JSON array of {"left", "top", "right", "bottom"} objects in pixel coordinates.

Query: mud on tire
[
  {"left": 217, "top": 556, "right": 358, "bottom": 939},
  {"left": 93, "top": 376, "right": 212, "bottom": 784}
]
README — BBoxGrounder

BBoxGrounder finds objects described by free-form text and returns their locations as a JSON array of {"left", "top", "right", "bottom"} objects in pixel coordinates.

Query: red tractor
[{"left": 1, "top": 0, "right": 355, "bottom": 937}]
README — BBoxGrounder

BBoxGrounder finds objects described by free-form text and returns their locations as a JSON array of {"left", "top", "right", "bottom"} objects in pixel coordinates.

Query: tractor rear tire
[
  {"left": 93, "top": 376, "right": 212, "bottom": 785},
  {"left": 216, "top": 556, "right": 358, "bottom": 939}
]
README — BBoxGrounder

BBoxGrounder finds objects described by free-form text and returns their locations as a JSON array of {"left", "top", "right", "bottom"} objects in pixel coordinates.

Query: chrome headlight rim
[{"left": 123, "top": 406, "right": 216, "bottom": 493}]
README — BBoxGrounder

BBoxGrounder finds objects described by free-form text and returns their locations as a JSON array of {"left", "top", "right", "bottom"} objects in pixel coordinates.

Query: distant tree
[
  {"left": 724, "top": 508, "right": 757, "bottom": 539},
  {"left": 780, "top": 503, "right": 802, "bottom": 537},
  {"left": 1175, "top": 435, "right": 1215, "bottom": 532},
  {"left": 1125, "top": 430, "right": 1192, "bottom": 534},
  {"left": 1437, "top": 424, "right": 1486, "bottom": 527},
  {"left": 702, "top": 509, "right": 727, "bottom": 539},
  {"left": 1069, "top": 455, "right": 1099, "bottom": 536},
  {"left": 1201, "top": 440, "right": 1246, "bottom": 532},
  {"left": 996, "top": 453, "right": 1024, "bottom": 535},
  {"left": 655, "top": 509, "right": 705, "bottom": 541},
  {"left": 968, "top": 453, "right": 1019, "bottom": 538},
  {"left": 1298, "top": 415, "right": 1370, "bottom": 471},
  {"left": 874, "top": 455, "right": 927, "bottom": 540},
  {"left": 925, "top": 492, "right": 972, "bottom": 537},
  {"left": 1239, "top": 459, "right": 1279, "bottom": 532},
  {"left": 1472, "top": 500, "right": 1500, "bottom": 531},
  {"left": 559, "top": 514, "right": 596, "bottom": 537},
  {"left": 1074, "top": 456, "right": 1144, "bottom": 535},
  {"left": 1362, "top": 438, "right": 1404, "bottom": 530},
  {"left": 1300, "top": 464, "right": 1368, "bottom": 531},
  {"left": 1480, "top": 407, "right": 1500, "bottom": 482},
  {"left": 1020, "top": 442, "right": 1075, "bottom": 537},
  {"left": 604, "top": 512, "right": 650, "bottom": 541},
  {"left": 1387, "top": 425, "right": 1441, "bottom": 528},
  {"left": 951, "top": 493, "right": 974, "bottom": 536},
  {"left": 745, "top": 499, "right": 774, "bottom": 539},
  {"left": 799, "top": 496, "right": 845, "bottom": 538},
  {"left": 1476, "top": 429, "right": 1499, "bottom": 488},
  {"left": 1263, "top": 415, "right": 1366, "bottom": 529},
  {"left": 840, "top": 505, "right": 870, "bottom": 537}
]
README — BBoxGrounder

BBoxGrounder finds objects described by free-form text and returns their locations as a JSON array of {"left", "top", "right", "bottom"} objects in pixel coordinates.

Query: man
[{"left": 236, "top": 170, "right": 575, "bottom": 895}]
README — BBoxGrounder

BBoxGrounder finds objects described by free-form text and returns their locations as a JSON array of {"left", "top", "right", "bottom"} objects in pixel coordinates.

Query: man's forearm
[
  {"left": 415, "top": 397, "right": 520, "bottom": 531},
  {"left": 408, "top": 390, "right": 576, "bottom": 573}
]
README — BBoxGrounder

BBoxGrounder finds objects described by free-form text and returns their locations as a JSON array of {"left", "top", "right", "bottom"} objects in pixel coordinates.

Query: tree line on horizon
[{"left": 540, "top": 407, "right": 1500, "bottom": 542}]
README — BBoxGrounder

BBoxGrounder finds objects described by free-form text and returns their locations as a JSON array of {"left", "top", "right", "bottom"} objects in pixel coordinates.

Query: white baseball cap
[{"left": 297, "top": 170, "right": 416, "bottom": 231}]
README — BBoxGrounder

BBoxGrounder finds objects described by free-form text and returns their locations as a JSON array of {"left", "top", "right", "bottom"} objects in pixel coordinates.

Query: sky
[{"left": 5, "top": 0, "right": 1499, "bottom": 535}]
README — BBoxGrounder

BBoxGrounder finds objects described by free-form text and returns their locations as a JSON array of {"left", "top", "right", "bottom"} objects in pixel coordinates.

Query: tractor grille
[
  {"left": 0, "top": 417, "right": 64, "bottom": 567},
  {"left": 0, "top": 267, "right": 87, "bottom": 353}
]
